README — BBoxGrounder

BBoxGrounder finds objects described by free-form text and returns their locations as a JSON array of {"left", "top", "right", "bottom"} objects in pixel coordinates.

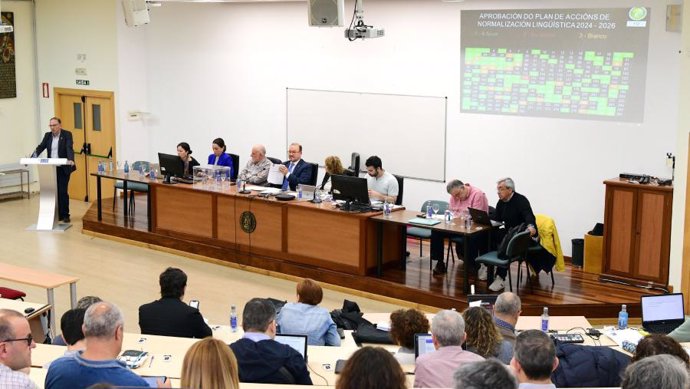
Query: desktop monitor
[
  {"left": 331, "top": 174, "right": 370, "bottom": 211},
  {"left": 158, "top": 152, "right": 184, "bottom": 184}
]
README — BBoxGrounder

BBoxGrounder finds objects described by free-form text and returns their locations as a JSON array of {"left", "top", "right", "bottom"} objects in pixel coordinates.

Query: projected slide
[{"left": 461, "top": 8, "right": 650, "bottom": 122}]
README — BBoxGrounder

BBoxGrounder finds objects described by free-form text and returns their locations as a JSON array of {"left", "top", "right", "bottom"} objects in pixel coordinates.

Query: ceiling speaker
[
  {"left": 308, "top": 0, "right": 344, "bottom": 27},
  {"left": 122, "top": 0, "right": 150, "bottom": 27}
]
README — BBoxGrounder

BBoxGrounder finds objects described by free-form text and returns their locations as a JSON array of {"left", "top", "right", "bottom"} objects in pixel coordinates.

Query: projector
[
  {"left": 344, "top": 25, "right": 384, "bottom": 40},
  {"left": 0, "top": 25, "right": 13, "bottom": 34}
]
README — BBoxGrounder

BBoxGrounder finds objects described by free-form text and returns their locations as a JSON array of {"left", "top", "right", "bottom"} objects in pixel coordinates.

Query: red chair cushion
[{"left": 0, "top": 287, "right": 26, "bottom": 300}]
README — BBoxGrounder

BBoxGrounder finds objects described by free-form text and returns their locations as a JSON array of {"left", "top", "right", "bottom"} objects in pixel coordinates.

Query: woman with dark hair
[
  {"left": 632, "top": 333, "right": 690, "bottom": 367},
  {"left": 207, "top": 137, "right": 233, "bottom": 176},
  {"left": 276, "top": 278, "right": 341, "bottom": 346},
  {"left": 389, "top": 308, "right": 430, "bottom": 365},
  {"left": 462, "top": 306, "right": 513, "bottom": 364},
  {"left": 177, "top": 142, "right": 199, "bottom": 176},
  {"left": 336, "top": 347, "right": 407, "bottom": 389}
]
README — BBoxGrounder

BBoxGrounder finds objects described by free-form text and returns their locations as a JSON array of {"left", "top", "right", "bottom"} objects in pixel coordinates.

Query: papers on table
[
  {"left": 602, "top": 327, "right": 645, "bottom": 347},
  {"left": 267, "top": 165, "right": 284, "bottom": 185}
]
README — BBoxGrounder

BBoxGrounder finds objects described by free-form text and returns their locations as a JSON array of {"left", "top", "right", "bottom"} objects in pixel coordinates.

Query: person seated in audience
[
  {"left": 46, "top": 301, "right": 169, "bottom": 388},
  {"left": 181, "top": 337, "right": 240, "bottom": 389},
  {"left": 279, "top": 142, "right": 312, "bottom": 191},
  {"left": 365, "top": 155, "right": 398, "bottom": 203},
  {"left": 389, "top": 308, "right": 430, "bottom": 365},
  {"left": 430, "top": 179, "right": 490, "bottom": 275},
  {"left": 493, "top": 292, "right": 521, "bottom": 346},
  {"left": 0, "top": 309, "right": 38, "bottom": 389},
  {"left": 462, "top": 306, "right": 512, "bottom": 364},
  {"left": 621, "top": 354, "right": 688, "bottom": 389},
  {"left": 177, "top": 142, "right": 200, "bottom": 177},
  {"left": 276, "top": 278, "right": 340, "bottom": 346},
  {"left": 668, "top": 317, "right": 690, "bottom": 343},
  {"left": 336, "top": 346, "right": 407, "bottom": 389},
  {"left": 207, "top": 137, "right": 234, "bottom": 177},
  {"left": 319, "top": 155, "right": 345, "bottom": 193},
  {"left": 631, "top": 333, "right": 689, "bottom": 367},
  {"left": 52, "top": 295, "right": 102, "bottom": 346},
  {"left": 45, "top": 309, "right": 87, "bottom": 369},
  {"left": 489, "top": 177, "right": 538, "bottom": 291},
  {"left": 453, "top": 358, "right": 518, "bottom": 389},
  {"left": 230, "top": 298, "right": 312, "bottom": 385},
  {"left": 511, "top": 330, "right": 558, "bottom": 388},
  {"left": 414, "top": 309, "right": 483, "bottom": 388},
  {"left": 139, "top": 267, "right": 212, "bottom": 338},
  {"left": 238, "top": 144, "right": 272, "bottom": 185}
]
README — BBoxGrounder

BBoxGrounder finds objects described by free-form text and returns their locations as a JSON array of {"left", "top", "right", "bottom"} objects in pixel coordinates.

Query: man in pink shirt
[{"left": 430, "top": 180, "right": 489, "bottom": 275}]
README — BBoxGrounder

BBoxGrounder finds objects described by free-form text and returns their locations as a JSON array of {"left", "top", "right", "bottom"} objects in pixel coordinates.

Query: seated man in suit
[
  {"left": 279, "top": 143, "right": 312, "bottom": 191},
  {"left": 139, "top": 267, "right": 212, "bottom": 339},
  {"left": 230, "top": 298, "right": 312, "bottom": 385},
  {"left": 365, "top": 155, "right": 398, "bottom": 203}
]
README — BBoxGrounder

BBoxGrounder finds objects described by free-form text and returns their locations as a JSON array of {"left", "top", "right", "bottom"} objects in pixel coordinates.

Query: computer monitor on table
[
  {"left": 158, "top": 152, "right": 183, "bottom": 184},
  {"left": 331, "top": 174, "right": 370, "bottom": 212}
]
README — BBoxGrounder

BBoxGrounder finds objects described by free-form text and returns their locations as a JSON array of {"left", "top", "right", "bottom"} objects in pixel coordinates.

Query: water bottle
[
  {"left": 383, "top": 200, "right": 391, "bottom": 217},
  {"left": 618, "top": 304, "right": 628, "bottom": 330},
  {"left": 236, "top": 178, "right": 243, "bottom": 191},
  {"left": 426, "top": 202, "right": 433, "bottom": 218},
  {"left": 123, "top": 160, "right": 130, "bottom": 174},
  {"left": 108, "top": 160, "right": 113, "bottom": 172},
  {"left": 139, "top": 163, "right": 145, "bottom": 177},
  {"left": 297, "top": 184, "right": 303, "bottom": 199},
  {"left": 150, "top": 169, "right": 157, "bottom": 180},
  {"left": 464, "top": 214, "right": 472, "bottom": 230},
  {"left": 230, "top": 305, "right": 238, "bottom": 333},
  {"left": 541, "top": 307, "right": 549, "bottom": 332},
  {"left": 444, "top": 210, "right": 452, "bottom": 224},
  {"left": 97, "top": 161, "right": 103, "bottom": 174}
]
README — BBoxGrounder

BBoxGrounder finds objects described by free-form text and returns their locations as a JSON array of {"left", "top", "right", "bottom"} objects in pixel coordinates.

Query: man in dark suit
[
  {"left": 230, "top": 298, "right": 312, "bottom": 385},
  {"left": 138, "top": 267, "right": 212, "bottom": 339},
  {"left": 32, "top": 117, "right": 76, "bottom": 223},
  {"left": 278, "top": 143, "right": 312, "bottom": 191}
]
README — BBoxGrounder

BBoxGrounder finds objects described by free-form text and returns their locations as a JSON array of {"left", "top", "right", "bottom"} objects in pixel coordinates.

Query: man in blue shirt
[{"left": 46, "top": 302, "right": 166, "bottom": 389}]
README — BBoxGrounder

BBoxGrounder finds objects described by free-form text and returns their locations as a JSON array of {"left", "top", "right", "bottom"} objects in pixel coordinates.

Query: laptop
[
  {"left": 468, "top": 208, "right": 503, "bottom": 227},
  {"left": 467, "top": 294, "right": 499, "bottom": 315},
  {"left": 414, "top": 333, "right": 435, "bottom": 359},
  {"left": 641, "top": 293, "right": 685, "bottom": 334},
  {"left": 274, "top": 334, "right": 309, "bottom": 362}
]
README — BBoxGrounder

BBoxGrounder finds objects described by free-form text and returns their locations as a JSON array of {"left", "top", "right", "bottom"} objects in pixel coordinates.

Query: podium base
[{"left": 26, "top": 222, "right": 72, "bottom": 232}]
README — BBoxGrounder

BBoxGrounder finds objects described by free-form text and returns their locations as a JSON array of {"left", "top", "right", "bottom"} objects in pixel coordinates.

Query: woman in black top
[{"left": 177, "top": 142, "right": 200, "bottom": 177}]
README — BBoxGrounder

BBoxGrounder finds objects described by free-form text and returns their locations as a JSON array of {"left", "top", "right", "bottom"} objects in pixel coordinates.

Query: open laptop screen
[
  {"left": 414, "top": 333, "right": 435, "bottom": 359},
  {"left": 642, "top": 293, "right": 685, "bottom": 322},
  {"left": 274, "top": 334, "right": 308, "bottom": 361}
]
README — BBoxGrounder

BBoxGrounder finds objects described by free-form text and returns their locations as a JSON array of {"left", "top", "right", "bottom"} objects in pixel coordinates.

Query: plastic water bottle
[
  {"left": 97, "top": 161, "right": 103, "bottom": 174},
  {"left": 444, "top": 210, "right": 452, "bottom": 224},
  {"left": 426, "top": 202, "right": 433, "bottom": 218},
  {"left": 297, "top": 184, "right": 303, "bottom": 199},
  {"left": 150, "top": 169, "right": 157, "bottom": 180},
  {"left": 383, "top": 200, "right": 391, "bottom": 217},
  {"left": 230, "top": 305, "right": 238, "bottom": 333},
  {"left": 464, "top": 214, "right": 472, "bottom": 230},
  {"left": 108, "top": 160, "right": 113, "bottom": 172},
  {"left": 541, "top": 307, "right": 549, "bottom": 332},
  {"left": 123, "top": 160, "right": 130, "bottom": 174},
  {"left": 618, "top": 304, "right": 628, "bottom": 330}
]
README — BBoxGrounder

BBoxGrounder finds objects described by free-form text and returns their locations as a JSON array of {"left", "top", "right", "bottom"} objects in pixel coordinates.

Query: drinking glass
[{"left": 432, "top": 203, "right": 440, "bottom": 215}]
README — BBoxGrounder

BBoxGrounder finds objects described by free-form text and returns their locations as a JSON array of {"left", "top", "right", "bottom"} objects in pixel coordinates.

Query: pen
[{"left": 148, "top": 355, "right": 154, "bottom": 368}]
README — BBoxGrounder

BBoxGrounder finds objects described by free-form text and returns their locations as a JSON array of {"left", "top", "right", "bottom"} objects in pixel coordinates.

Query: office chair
[
  {"left": 228, "top": 153, "right": 240, "bottom": 181},
  {"left": 348, "top": 152, "right": 360, "bottom": 175},
  {"left": 267, "top": 156, "right": 282, "bottom": 164},
  {"left": 113, "top": 160, "right": 150, "bottom": 214},
  {"left": 475, "top": 230, "right": 531, "bottom": 292},
  {"left": 393, "top": 174, "right": 404, "bottom": 206},
  {"left": 307, "top": 162, "right": 319, "bottom": 186},
  {"left": 0, "top": 287, "right": 26, "bottom": 300},
  {"left": 407, "top": 200, "right": 449, "bottom": 264}
]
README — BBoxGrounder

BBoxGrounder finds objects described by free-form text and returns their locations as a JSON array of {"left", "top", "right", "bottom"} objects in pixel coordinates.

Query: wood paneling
[
  {"left": 216, "top": 196, "right": 236, "bottom": 243},
  {"left": 637, "top": 191, "right": 665, "bottom": 278},
  {"left": 608, "top": 189, "right": 634, "bottom": 273},
  {"left": 154, "top": 186, "right": 213, "bottom": 238},
  {"left": 235, "top": 198, "right": 283, "bottom": 252}
]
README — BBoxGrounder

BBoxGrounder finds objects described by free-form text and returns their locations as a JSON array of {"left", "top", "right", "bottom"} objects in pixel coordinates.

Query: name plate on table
[{"left": 408, "top": 218, "right": 441, "bottom": 226}]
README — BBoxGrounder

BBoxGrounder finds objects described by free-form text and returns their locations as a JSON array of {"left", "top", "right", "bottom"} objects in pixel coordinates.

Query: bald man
[{"left": 238, "top": 144, "right": 273, "bottom": 185}]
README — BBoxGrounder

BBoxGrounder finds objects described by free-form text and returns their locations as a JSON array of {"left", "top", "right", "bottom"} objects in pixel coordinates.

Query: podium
[{"left": 20, "top": 158, "right": 72, "bottom": 231}]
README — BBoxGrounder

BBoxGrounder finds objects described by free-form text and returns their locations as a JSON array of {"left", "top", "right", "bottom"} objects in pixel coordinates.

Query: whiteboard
[{"left": 286, "top": 88, "right": 447, "bottom": 182}]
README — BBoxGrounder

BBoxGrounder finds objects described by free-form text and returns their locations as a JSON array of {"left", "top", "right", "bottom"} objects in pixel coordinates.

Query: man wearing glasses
[{"left": 0, "top": 309, "right": 38, "bottom": 389}]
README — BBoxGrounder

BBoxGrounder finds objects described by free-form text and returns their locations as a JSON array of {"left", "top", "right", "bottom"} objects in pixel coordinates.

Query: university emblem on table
[{"left": 240, "top": 211, "right": 257, "bottom": 233}]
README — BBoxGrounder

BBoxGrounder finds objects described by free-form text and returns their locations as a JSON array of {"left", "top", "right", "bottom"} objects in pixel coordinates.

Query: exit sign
[{"left": 76, "top": 79, "right": 90, "bottom": 86}]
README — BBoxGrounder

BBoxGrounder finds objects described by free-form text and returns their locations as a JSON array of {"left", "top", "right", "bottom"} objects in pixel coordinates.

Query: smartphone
[{"left": 189, "top": 300, "right": 199, "bottom": 309}]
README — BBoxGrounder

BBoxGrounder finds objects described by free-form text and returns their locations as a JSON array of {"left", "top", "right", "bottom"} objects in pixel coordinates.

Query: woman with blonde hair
[
  {"left": 462, "top": 306, "right": 513, "bottom": 364},
  {"left": 181, "top": 337, "right": 240, "bottom": 389},
  {"left": 320, "top": 155, "right": 346, "bottom": 192}
]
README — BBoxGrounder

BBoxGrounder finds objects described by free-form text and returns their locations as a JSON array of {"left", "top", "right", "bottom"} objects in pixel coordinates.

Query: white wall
[{"left": 116, "top": 0, "right": 681, "bottom": 260}]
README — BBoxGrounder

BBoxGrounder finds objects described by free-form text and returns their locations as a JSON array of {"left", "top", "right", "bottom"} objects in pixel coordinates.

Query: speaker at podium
[
  {"left": 19, "top": 158, "right": 72, "bottom": 232},
  {"left": 308, "top": 0, "right": 344, "bottom": 27}
]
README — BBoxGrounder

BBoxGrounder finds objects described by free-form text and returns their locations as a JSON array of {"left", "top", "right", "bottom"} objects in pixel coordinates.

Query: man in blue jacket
[
  {"left": 278, "top": 143, "right": 312, "bottom": 191},
  {"left": 230, "top": 298, "right": 312, "bottom": 385}
]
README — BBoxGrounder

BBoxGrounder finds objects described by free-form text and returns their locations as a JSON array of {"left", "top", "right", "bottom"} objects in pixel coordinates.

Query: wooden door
[
  {"left": 605, "top": 186, "right": 636, "bottom": 275},
  {"left": 54, "top": 88, "right": 116, "bottom": 202}
]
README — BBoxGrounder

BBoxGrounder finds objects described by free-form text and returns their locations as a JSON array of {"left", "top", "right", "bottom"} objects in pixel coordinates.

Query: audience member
[
  {"left": 493, "top": 292, "right": 521, "bottom": 345},
  {"left": 238, "top": 144, "right": 272, "bottom": 185},
  {"left": 462, "top": 306, "right": 512, "bottom": 364},
  {"left": 230, "top": 298, "right": 312, "bottom": 385},
  {"left": 46, "top": 302, "right": 165, "bottom": 389},
  {"left": 139, "top": 267, "right": 212, "bottom": 338},
  {"left": 0, "top": 309, "right": 37, "bottom": 389},
  {"left": 45, "top": 309, "right": 87, "bottom": 369},
  {"left": 207, "top": 137, "right": 234, "bottom": 176},
  {"left": 430, "top": 179, "right": 489, "bottom": 275},
  {"left": 279, "top": 143, "right": 313, "bottom": 191},
  {"left": 489, "top": 177, "right": 538, "bottom": 291},
  {"left": 414, "top": 309, "right": 483, "bottom": 388},
  {"left": 320, "top": 155, "right": 346, "bottom": 192},
  {"left": 277, "top": 278, "right": 340, "bottom": 346},
  {"left": 181, "top": 337, "right": 240, "bottom": 389},
  {"left": 336, "top": 346, "right": 407, "bottom": 389},
  {"left": 631, "top": 333, "right": 689, "bottom": 367},
  {"left": 621, "top": 354, "right": 688, "bottom": 389},
  {"left": 53, "top": 295, "right": 102, "bottom": 346},
  {"left": 511, "top": 330, "right": 558, "bottom": 388},
  {"left": 365, "top": 155, "right": 398, "bottom": 203},
  {"left": 453, "top": 358, "right": 518, "bottom": 389},
  {"left": 389, "top": 308, "right": 430, "bottom": 365},
  {"left": 177, "top": 142, "right": 200, "bottom": 177},
  {"left": 668, "top": 319, "right": 690, "bottom": 343}
]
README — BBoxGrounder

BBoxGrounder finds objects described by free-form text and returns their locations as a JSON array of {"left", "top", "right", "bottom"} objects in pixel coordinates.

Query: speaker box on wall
[
  {"left": 308, "top": 0, "right": 344, "bottom": 27},
  {"left": 122, "top": 0, "right": 150, "bottom": 27}
]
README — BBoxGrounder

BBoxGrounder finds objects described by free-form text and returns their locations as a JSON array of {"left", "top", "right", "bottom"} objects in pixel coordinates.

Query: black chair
[
  {"left": 407, "top": 200, "right": 449, "bottom": 263},
  {"left": 343, "top": 168, "right": 356, "bottom": 177},
  {"left": 393, "top": 174, "right": 404, "bottom": 206},
  {"left": 267, "top": 156, "right": 282, "bottom": 165},
  {"left": 228, "top": 153, "right": 240, "bottom": 181},
  {"left": 113, "top": 160, "right": 150, "bottom": 214},
  {"left": 475, "top": 230, "right": 532, "bottom": 292},
  {"left": 307, "top": 162, "right": 319, "bottom": 186},
  {"left": 348, "top": 152, "right": 360, "bottom": 175}
]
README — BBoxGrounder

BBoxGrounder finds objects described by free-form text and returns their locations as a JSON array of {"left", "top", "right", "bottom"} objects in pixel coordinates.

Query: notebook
[
  {"left": 641, "top": 293, "right": 685, "bottom": 334},
  {"left": 414, "top": 333, "right": 435, "bottom": 359},
  {"left": 468, "top": 208, "right": 503, "bottom": 227},
  {"left": 274, "top": 334, "right": 309, "bottom": 361},
  {"left": 408, "top": 218, "right": 441, "bottom": 226}
]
